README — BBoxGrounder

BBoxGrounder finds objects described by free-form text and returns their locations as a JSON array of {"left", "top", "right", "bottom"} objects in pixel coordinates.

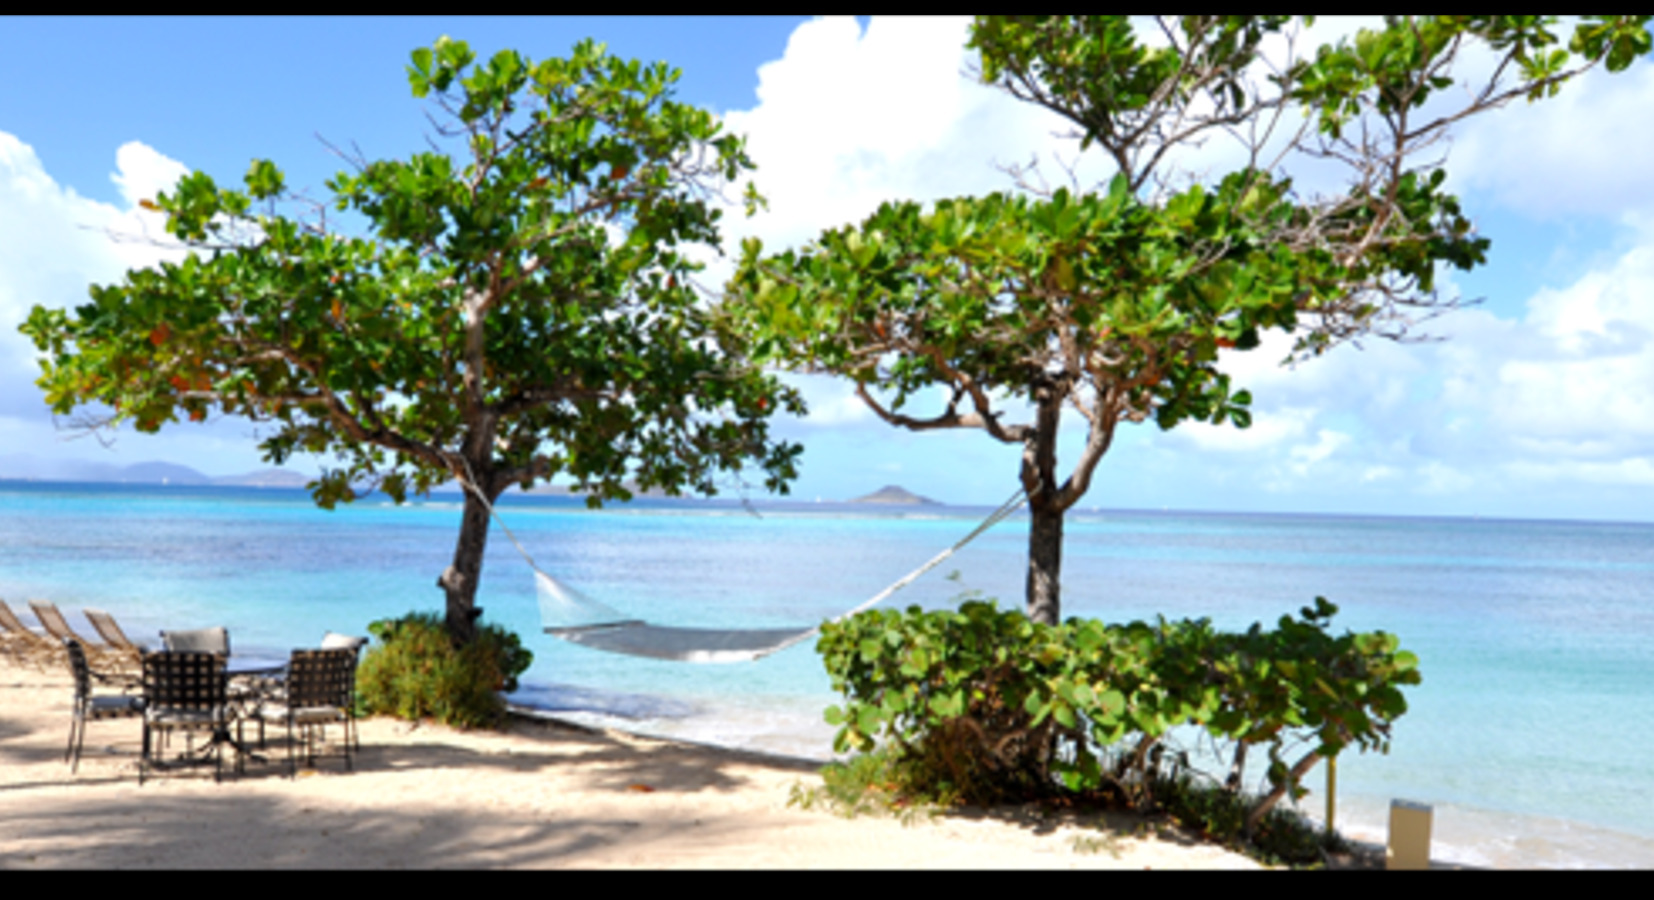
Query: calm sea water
[{"left": 3, "top": 480, "right": 1652, "bottom": 868}]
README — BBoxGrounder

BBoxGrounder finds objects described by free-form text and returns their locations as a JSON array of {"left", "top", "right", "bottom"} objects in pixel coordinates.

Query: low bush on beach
[
  {"left": 355, "top": 612, "right": 533, "bottom": 729},
  {"left": 811, "top": 596, "right": 1417, "bottom": 865}
]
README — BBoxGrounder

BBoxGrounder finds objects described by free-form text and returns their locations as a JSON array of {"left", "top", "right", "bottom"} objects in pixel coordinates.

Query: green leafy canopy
[{"left": 21, "top": 36, "right": 804, "bottom": 510}]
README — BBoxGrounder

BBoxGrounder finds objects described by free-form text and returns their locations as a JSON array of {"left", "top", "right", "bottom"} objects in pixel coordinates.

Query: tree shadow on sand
[{"left": 0, "top": 709, "right": 846, "bottom": 868}]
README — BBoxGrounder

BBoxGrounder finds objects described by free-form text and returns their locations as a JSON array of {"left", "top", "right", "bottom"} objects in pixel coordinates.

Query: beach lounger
[
  {"left": 84, "top": 608, "right": 148, "bottom": 673},
  {"left": 30, "top": 600, "right": 132, "bottom": 680},
  {"left": 0, "top": 598, "right": 63, "bottom": 670},
  {"left": 61, "top": 638, "right": 143, "bottom": 774}
]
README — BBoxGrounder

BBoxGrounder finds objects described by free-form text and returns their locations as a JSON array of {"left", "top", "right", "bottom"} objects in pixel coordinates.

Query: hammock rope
[{"left": 448, "top": 457, "right": 1027, "bottom": 663}]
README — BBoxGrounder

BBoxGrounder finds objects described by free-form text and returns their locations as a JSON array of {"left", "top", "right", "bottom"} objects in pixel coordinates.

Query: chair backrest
[
  {"left": 320, "top": 632, "right": 367, "bottom": 656},
  {"left": 27, "top": 600, "right": 77, "bottom": 642},
  {"left": 285, "top": 648, "right": 356, "bottom": 709},
  {"left": 0, "top": 599, "right": 54, "bottom": 653},
  {"left": 0, "top": 599, "right": 34, "bottom": 638},
  {"left": 160, "top": 627, "right": 230, "bottom": 656},
  {"left": 85, "top": 610, "right": 143, "bottom": 652},
  {"left": 62, "top": 637, "right": 92, "bottom": 701},
  {"left": 142, "top": 651, "right": 227, "bottom": 712}
]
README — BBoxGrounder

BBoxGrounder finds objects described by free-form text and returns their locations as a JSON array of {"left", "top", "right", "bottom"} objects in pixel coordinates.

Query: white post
[{"left": 1387, "top": 799, "right": 1434, "bottom": 870}]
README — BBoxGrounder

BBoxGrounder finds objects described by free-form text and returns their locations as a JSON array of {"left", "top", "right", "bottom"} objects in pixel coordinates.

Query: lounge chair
[
  {"left": 247, "top": 647, "right": 357, "bottom": 778},
  {"left": 62, "top": 638, "right": 143, "bottom": 774},
  {"left": 140, "top": 650, "right": 230, "bottom": 785},
  {"left": 30, "top": 600, "right": 132, "bottom": 681},
  {"left": 84, "top": 609, "right": 148, "bottom": 674},
  {"left": 0, "top": 598, "right": 63, "bottom": 670}
]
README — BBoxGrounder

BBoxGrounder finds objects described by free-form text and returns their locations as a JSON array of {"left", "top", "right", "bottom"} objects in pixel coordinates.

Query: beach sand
[{"left": 0, "top": 660, "right": 1272, "bottom": 870}]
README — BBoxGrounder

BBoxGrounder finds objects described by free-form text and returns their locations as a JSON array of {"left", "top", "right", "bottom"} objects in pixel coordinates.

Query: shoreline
[
  {"left": 505, "top": 693, "right": 1654, "bottom": 870},
  {"left": 0, "top": 660, "right": 1265, "bottom": 869}
]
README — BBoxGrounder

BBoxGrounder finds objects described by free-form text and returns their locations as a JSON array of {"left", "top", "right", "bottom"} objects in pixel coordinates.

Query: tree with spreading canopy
[
  {"left": 20, "top": 36, "right": 803, "bottom": 645},
  {"left": 723, "top": 15, "right": 1652, "bottom": 625}
]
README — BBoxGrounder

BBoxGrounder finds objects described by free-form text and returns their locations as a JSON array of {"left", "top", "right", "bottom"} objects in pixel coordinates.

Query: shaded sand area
[{"left": 0, "top": 663, "right": 1263, "bottom": 869}]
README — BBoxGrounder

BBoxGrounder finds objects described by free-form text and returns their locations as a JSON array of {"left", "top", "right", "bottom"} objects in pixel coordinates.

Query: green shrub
[
  {"left": 355, "top": 612, "right": 533, "bottom": 730},
  {"left": 815, "top": 596, "right": 1420, "bottom": 850}
]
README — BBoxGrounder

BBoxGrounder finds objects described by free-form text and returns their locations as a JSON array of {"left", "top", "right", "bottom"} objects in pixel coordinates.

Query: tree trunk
[
  {"left": 438, "top": 462, "right": 498, "bottom": 646},
  {"left": 1024, "top": 381, "right": 1065, "bottom": 626},
  {"left": 1246, "top": 750, "right": 1324, "bottom": 837},
  {"left": 1026, "top": 497, "right": 1064, "bottom": 626}
]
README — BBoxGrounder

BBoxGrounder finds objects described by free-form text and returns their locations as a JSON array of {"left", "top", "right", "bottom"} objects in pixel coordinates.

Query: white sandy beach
[{"left": 0, "top": 659, "right": 1274, "bottom": 869}]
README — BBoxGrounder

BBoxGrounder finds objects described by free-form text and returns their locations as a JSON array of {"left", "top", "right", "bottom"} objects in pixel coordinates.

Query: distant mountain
[
  {"left": 212, "top": 469, "right": 313, "bottom": 488},
  {"left": 0, "top": 454, "right": 312, "bottom": 488},
  {"left": 850, "top": 485, "right": 942, "bottom": 506},
  {"left": 119, "top": 461, "right": 212, "bottom": 485}
]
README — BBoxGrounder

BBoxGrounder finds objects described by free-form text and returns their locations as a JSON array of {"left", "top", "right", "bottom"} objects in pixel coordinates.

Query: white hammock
[{"left": 453, "top": 463, "right": 1025, "bottom": 663}]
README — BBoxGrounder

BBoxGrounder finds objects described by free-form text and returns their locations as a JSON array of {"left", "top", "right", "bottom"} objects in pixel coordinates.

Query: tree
[
  {"left": 723, "top": 15, "right": 1651, "bottom": 625},
  {"left": 20, "top": 37, "right": 803, "bottom": 645}
]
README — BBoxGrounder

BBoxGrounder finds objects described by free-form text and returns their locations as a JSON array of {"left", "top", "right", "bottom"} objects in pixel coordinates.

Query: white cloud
[
  {"left": 717, "top": 15, "right": 1113, "bottom": 261},
  {"left": 702, "top": 18, "right": 1654, "bottom": 514},
  {"left": 1176, "top": 405, "right": 1315, "bottom": 453},
  {"left": 110, "top": 140, "right": 190, "bottom": 210},
  {"left": 779, "top": 372, "right": 874, "bottom": 427},
  {"left": 1448, "top": 57, "right": 1654, "bottom": 220},
  {"left": 1288, "top": 428, "right": 1352, "bottom": 476},
  {"left": 0, "top": 133, "right": 195, "bottom": 438},
  {"left": 1150, "top": 212, "right": 1654, "bottom": 506}
]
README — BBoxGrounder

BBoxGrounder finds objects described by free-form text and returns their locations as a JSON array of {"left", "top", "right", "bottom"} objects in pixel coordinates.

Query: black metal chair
[
  {"left": 140, "top": 650, "right": 229, "bottom": 784},
  {"left": 320, "top": 632, "right": 367, "bottom": 750},
  {"left": 62, "top": 638, "right": 143, "bottom": 774},
  {"left": 160, "top": 627, "right": 230, "bottom": 656},
  {"left": 250, "top": 648, "right": 357, "bottom": 778}
]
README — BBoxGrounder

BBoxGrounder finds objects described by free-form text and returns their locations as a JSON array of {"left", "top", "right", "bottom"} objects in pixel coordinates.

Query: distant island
[
  {"left": 850, "top": 485, "right": 942, "bottom": 506},
  {"left": 0, "top": 455, "right": 946, "bottom": 507},
  {"left": 0, "top": 455, "right": 313, "bottom": 488}
]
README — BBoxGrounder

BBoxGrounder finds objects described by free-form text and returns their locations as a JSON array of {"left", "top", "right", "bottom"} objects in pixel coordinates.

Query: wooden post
[{"left": 1325, "top": 756, "right": 1336, "bottom": 834}]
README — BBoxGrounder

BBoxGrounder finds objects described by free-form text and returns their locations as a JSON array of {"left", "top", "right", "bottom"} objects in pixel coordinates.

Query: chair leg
[
  {"left": 71, "top": 713, "right": 90, "bottom": 775},
  {"left": 65, "top": 710, "right": 80, "bottom": 769}
]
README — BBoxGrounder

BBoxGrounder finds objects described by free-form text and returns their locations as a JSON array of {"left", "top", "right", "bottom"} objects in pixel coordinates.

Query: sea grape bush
[
  {"left": 816, "top": 597, "right": 1419, "bottom": 830},
  {"left": 356, "top": 612, "right": 534, "bottom": 729}
]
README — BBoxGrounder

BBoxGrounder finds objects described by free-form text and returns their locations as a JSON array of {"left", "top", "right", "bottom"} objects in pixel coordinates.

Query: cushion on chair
[{"left": 320, "top": 632, "right": 367, "bottom": 653}]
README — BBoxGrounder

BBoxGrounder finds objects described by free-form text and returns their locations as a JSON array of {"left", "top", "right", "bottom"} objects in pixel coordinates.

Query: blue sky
[{"left": 3, "top": 16, "right": 1654, "bottom": 522}]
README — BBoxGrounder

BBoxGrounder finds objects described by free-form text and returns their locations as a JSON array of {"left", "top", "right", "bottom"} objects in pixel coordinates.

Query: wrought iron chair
[
  {"left": 249, "top": 648, "right": 357, "bottom": 778},
  {"left": 160, "top": 627, "right": 230, "bottom": 656},
  {"left": 320, "top": 632, "right": 367, "bottom": 750},
  {"left": 247, "top": 634, "right": 366, "bottom": 750},
  {"left": 140, "top": 650, "right": 229, "bottom": 784},
  {"left": 62, "top": 638, "right": 143, "bottom": 774}
]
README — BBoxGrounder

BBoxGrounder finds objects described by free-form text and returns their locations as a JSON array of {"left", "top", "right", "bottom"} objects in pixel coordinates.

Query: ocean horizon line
[{"left": 6, "top": 475, "right": 1654, "bottom": 531}]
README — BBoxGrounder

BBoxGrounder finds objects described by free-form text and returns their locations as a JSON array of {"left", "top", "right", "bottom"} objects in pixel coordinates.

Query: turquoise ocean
[{"left": 3, "top": 480, "right": 1652, "bottom": 868}]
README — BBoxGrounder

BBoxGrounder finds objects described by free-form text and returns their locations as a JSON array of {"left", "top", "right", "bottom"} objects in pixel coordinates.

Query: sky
[{"left": 3, "top": 16, "right": 1654, "bottom": 522}]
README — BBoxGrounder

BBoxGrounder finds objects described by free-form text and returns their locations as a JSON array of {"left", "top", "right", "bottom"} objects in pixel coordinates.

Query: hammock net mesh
[{"left": 535, "top": 570, "right": 817, "bottom": 663}]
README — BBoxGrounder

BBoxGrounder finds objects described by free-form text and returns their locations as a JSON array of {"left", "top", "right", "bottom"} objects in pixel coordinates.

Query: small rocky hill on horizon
[{"left": 850, "top": 484, "right": 942, "bottom": 505}]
